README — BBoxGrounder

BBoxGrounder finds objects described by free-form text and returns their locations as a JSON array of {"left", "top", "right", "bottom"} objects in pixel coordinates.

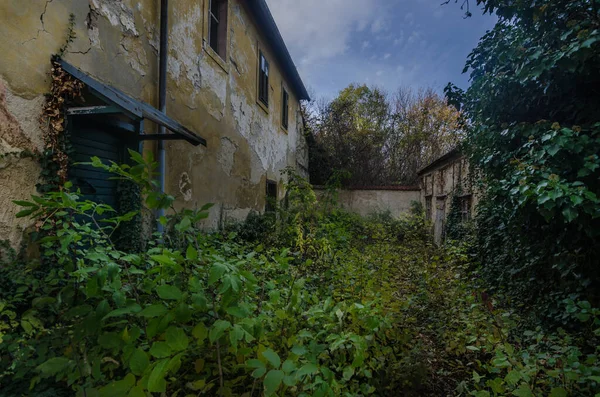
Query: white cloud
[
  {"left": 266, "top": 0, "right": 383, "bottom": 67},
  {"left": 362, "top": 41, "right": 371, "bottom": 51},
  {"left": 383, "top": 53, "right": 391, "bottom": 60},
  {"left": 370, "top": 17, "right": 387, "bottom": 33}
]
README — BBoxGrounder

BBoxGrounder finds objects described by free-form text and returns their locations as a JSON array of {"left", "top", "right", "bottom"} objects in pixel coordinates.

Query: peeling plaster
[
  {"left": 168, "top": 4, "right": 203, "bottom": 93},
  {"left": 121, "top": 36, "right": 148, "bottom": 76},
  {"left": 90, "top": 0, "right": 139, "bottom": 36},
  {"left": 0, "top": 80, "right": 40, "bottom": 154},
  {"left": 217, "top": 137, "right": 237, "bottom": 176},
  {"left": 179, "top": 172, "right": 192, "bottom": 202},
  {"left": 198, "top": 55, "right": 226, "bottom": 121}
]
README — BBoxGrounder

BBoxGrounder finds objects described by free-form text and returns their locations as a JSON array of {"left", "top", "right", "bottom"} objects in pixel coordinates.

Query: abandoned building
[
  {"left": 418, "top": 148, "right": 476, "bottom": 244},
  {"left": 0, "top": 0, "right": 310, "bottom": 247}
]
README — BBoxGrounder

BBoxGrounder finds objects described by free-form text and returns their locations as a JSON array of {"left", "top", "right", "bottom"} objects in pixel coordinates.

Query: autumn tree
[{"left": 306, "top": 84, "right": 462, "bottom": 186}]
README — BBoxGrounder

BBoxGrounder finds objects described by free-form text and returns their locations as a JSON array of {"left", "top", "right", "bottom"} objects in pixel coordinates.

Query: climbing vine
[{"left": 37, "top": 60, "right": 84, "bottom": 192}]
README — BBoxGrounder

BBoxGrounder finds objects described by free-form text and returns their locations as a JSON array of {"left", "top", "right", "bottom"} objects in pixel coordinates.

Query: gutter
[{"left": 157, "top": 0, "right": 168, "bottom": 233}]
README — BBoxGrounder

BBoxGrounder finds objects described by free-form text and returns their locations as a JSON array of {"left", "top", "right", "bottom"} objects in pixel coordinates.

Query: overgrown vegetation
[
  {"left": 1, "top": 151, "right": 599, "bottom": 396},
  {"left": 446, "top": 0, "right": 600, "bottom": 318}
]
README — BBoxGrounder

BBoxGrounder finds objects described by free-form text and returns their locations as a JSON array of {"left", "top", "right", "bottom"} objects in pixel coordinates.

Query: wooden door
[{"left": 434, "top": 197, "right": 445, "bottom": 245}]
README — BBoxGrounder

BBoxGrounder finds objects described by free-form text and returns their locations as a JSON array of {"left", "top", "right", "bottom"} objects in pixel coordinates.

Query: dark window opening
[
  {"left": 209, "top": 0, "right": 228, "bottom": 59},
  {"left": 459, "top": 195, "right": 472, "bottom": 222},
  {"left": 258, "top": 52, "right": 270, "bottom": 107},
  {"left": 266, "top": 180, "right": 277, "bottom": 212},
  {"left": 425, "top": 196, "right": 433, "bottom": 221},
  {"left": 281, "top": 87, "right": 289, "bottom": 130}
]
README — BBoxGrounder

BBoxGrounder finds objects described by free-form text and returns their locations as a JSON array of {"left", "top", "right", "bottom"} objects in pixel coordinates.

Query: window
[
  {"left": 265, "top": 180, "right": 277, "bottom": 212},
  {"left": 281, "top": 87, "right": 289, "bottom": 130},
  {"left": 258, "top": 51, "right": 269, "bottom": 107},
  {"left": 425, "top": 196, "right": 433, "bottom": 221},
  {"left": 459, "top": 195, "right": 472, "bottom": 222},
  {"left": 209, "top": 0, "right": 228, "bottom": 59}
]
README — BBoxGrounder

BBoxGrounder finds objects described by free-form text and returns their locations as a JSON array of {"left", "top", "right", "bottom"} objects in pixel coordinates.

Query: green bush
[{"left": 0, "top": 153, "right": 398, "bottom": 397}]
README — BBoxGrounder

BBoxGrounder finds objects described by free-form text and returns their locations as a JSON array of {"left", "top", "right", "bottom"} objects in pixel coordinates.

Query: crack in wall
[{"left": 22, "top": 0, "right": 55, "bottom": 44}]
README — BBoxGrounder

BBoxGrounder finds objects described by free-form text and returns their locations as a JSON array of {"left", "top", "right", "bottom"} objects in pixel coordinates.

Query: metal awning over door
[{"left": 58, "top": 59, "right": 207, "bottom": 147}]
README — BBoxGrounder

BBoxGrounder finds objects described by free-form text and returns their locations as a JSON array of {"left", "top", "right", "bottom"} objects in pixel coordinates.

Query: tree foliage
[
  {"left": 307, "top": 85, "right": 462, "bottom": 186},
  {"left": 446, "top": 0, "right": 600, "bottom": 312}
]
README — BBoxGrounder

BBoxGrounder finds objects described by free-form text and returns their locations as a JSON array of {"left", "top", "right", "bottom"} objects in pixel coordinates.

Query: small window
[
  {"left": 281, "top": 87, "right": 289, "bottom": 130},
  {"left": 258, "top": 51, "right": 269, "bottom": 107},
  {"left": 425, "top": 196, "right": 433, "bottom": 221},
  {"left": 209, "top": 0, "right": 228, "bottom": 59},
  {"left": 459, "top": 195, "right": 472, "bottom": 222},
  {"left": 266, "top": 180, "right": 277, "bottom": 212}
]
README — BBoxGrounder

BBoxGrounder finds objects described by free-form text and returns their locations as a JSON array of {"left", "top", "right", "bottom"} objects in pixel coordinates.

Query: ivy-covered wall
[{"left": 0, "top": 0, "right": 309, "bottom": 247}]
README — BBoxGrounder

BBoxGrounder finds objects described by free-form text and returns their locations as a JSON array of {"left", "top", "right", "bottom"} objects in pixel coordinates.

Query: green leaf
[
  {"left": 147, "top": 359, "right": 169, "bottom": 393},
  {"left": 192, "top": 322, "right": 208, "bottom": 342},
  {"left": 247, "top": 359, "right": 266, "bottom": 369},
  {"left": 127, "top": 386, "right": 146, "bottom": 397},
  {"left": 512, "top": 384, "right": 533, "bottom": 397},
  {"left": 226, "top": 305, "right": 248, "bottom": 318},
  {"left": 549, "top": 388, "right": 568, "bottom": 397},
  {"left": 15, "top": 208, "right": 38, "bottom": 218},
  {"left": 156, "top": 285, "right": 182, "bottom": 300},
  {"left": 98, "top": 332, "right": 122, "bottom": 349},
  {"left": 261, "top": 349, "right": 281, "bottom": 368},
  {"left": 175, "top": 216, "right": 192, "bottom": 232},
  {"left": 252, "top": 367, "right": 267, "bottom": 379},
  {"left": 98, "top": 373, "right": 135, "bottom": 397},
  {"left": 149, "top": 342, "right": 171, "bottom": 358},
  {"left": 103, "top": 304, "right": 141, "bottom": 321},
  {"left": 504, "top": 370, "right": 522, "bottom": 386},
  {"left": 209, "top": 320, "right": 231, "bottom": 343},
  {"left": 282, "top": 360, "right": 296, "bottom": 374},
  {"left": 263, "top": 370, "right": 284, "bottom": 396},
  {"left": 186, "top": 244, "right": 198, "bottom": 260},
  {"left": 13, "top": 200, "right": 38, "bottom": 207},
  {"left": 129, "top": 348, "right": 149, "bottom": 376},
  {"left": 296, "top": 363, "right": 319, "bottom": 378},
  {"left": 37, "top": 357, "right": 70, "bottom": 377},
  {"left": 208, "top": 263, "right": 227, "bottom": 285},
  {"left": 291, "top": 345, "right": 306, "bottom": 356},
  {"left": 343, "top": 366, "right": 354, "bottom": 381},
  {"left": 165, "top": 326, "right": 189, "bottom": 352},
  {"left": 139, "top": 304, "right": 168, "bottom": 318},
  {"left": 562, "top": 206, "right": 578, "bottom": 222}
]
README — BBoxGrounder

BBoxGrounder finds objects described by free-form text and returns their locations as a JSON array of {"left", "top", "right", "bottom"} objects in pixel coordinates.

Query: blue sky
[{"left": 266, "top": 0, "right": 497, "bottom": 100}]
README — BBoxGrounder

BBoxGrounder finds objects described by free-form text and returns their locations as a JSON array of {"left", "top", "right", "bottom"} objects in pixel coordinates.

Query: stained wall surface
[
  {"left": 419, "top": 154, "right": 478, "bottom": 243},
  {"left": 314, "top": 188, "right": 421, "bottom": 219},
  {"left": 0, "top": 0, "right": 308, "bottom": 246}
]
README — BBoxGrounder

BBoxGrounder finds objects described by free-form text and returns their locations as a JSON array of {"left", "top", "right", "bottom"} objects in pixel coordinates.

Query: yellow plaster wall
[{"left": 0, "top": 0, "right": 308, "bottom": 245}]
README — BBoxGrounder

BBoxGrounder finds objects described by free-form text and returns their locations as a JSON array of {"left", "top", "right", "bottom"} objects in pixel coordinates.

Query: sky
[{"left": 265, "top": 0, "right": 497, "bottom": 100}]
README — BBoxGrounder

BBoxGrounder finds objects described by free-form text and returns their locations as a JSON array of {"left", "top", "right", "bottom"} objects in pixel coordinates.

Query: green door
[{"left": 69, "top": 118, "right": 130, "bottom": 209}]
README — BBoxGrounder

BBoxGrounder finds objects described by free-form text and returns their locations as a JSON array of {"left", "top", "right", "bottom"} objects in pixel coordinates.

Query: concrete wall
[
  {"left": 0, "top": 0, "right": 308, "bottom": 246},
  {"left": 315, "top": 188, "right": 421, "bottom": 219}
]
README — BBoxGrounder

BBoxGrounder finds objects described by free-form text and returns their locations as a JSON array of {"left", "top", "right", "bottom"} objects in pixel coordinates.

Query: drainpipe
[{"left": 157, "top": 0, "right": 168, "bottom": 233}]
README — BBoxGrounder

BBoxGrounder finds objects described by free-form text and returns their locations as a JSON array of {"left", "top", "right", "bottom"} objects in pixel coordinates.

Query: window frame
[
  {"left": 208, "top": 0, "right": 228, "bottom": 61},
  {"left": 425, "top": 195, "right": 433, "bottom": 221},
  {"left": 281, "top": 85, "right": 289, "bottom": 131},
  {"left": 265, "top": 179, "right": 277, "bottom": 213},
  {"left": 459, "top": 195, "right": 472, "bottom": 222},
  {"left": 258, "top": 51, "right": 270, "bottom": 109}
]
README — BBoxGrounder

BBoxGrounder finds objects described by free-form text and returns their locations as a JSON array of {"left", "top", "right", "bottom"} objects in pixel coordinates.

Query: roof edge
[
  {"left": 245, "top": 0, "right": 310, "bottom": 101},
  {"left": 417, "top": 148, "right": 463, "bottom": 176}
]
